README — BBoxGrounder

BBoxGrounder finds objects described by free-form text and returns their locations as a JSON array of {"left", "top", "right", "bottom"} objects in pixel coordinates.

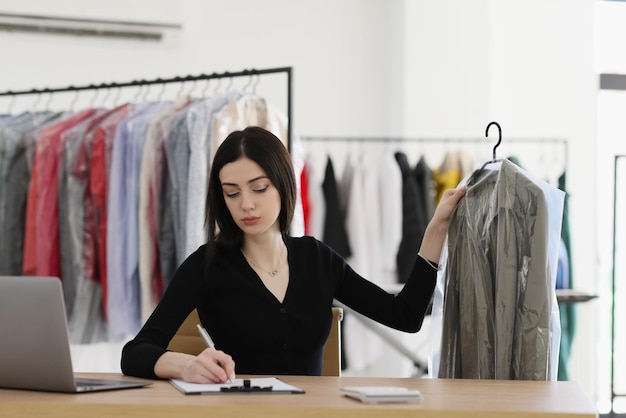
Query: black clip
[{"left": 220, "top": 379, "right": 273, "bottom": 392}]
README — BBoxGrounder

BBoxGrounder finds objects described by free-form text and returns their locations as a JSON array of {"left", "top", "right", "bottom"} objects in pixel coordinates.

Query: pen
[
  {"left": 196, "top": 324, "right": 215, "bottom": 349},
  {"left": 196, "top": 324, "right": 234, "bottom": 383}
]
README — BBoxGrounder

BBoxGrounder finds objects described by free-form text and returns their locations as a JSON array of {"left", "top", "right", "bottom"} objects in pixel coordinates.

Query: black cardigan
[{"left": 121, "top": 235, "right": 436, "bottom": 379}]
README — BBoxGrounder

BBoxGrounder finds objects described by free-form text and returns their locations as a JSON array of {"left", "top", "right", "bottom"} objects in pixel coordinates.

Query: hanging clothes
[
  {"left": 138, "top": 98, "right": 192, "bottom": 322},
  {"left": 300, "top": 154, "right": 325, "bottom": 240},
  {"left": 395, "top": 151, "right": 423, "bottom": 284},
  {"left": 340, "top": 152, "right": 385, "bottom": 372},
  {"left": 414, "top": 155, "right": 435, "bottom": 224},
  {"left": 160, "top": 105, "right": 191, "bottom": 284},
  {"left": 300, "top": 160, "right": 312, "bottom": 234},
  {"left": 432, "top": 150, "right": 475, "bottom": 204},
  {"left": 321, "top": 156, "right": 351, "bottom": 258},
  {"left": 60, "top": 109, "right": 113, "bottom": 344},
  {"left": 0, "top": 70, "right": 295, "bottom": 346},
  {"left": 557, "top": 171, "right": 575, "bottom": 381},
  {"left": 106, "top": 101, "right": 173, "bottom": 341},
  {"left": 23, "top": 109, "right": 96, "bottom": 278},
  {"left": 434, "top": 159, "right": 564, "bottom": 381},
  {"left": 89, "top": 104, "right": 133, "bottom": 322},
  {"left": 378, "top": 149, "right": 403, "bottom": 285},
  {"left": 58, "top": 109, "right": 108, "bottom": 317},
  {"left": 0, "top": 111, "right": 60, "bottom": 276},
  {"left": 184, "top": 93, "right": 238, "bottom": 257}
]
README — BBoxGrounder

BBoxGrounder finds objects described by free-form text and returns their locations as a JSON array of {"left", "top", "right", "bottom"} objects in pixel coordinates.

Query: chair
[
  {"left": 321, "top": 306, "right": 343, "bottom": 376},
  {"left": 166, "top": 309, "right": 206, "bottom": 356},
  {"left": 167, "top": 307, "right": 343, "bottom": 376}
]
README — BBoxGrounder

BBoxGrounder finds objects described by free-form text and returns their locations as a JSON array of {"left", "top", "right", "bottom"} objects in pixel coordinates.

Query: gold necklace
[{"left": 242, "top": 246, "right": 285, "bottom": 277}]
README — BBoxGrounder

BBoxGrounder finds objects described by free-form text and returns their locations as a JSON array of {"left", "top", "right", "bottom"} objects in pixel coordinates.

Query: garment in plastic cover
[{"left": 429, "top": 159, "right": 565, "bottom": 380}]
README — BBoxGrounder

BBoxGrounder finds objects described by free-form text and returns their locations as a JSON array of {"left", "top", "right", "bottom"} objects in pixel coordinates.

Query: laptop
[{"left": 0, "top": 275, "right": 151, "bottom": 393}]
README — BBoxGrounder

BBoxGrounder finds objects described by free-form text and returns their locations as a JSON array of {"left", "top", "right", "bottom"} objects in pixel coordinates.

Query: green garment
[{"left": 558, "top": 171, "right": 575, "bottom": 381}]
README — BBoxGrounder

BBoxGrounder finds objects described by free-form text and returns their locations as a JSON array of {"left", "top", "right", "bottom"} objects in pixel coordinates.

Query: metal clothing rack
[
  {"left": 303, "top": 133, "right": 569, "bottom": 377},
  {"left": 0, "top": 66, "right": 293, "bottom": 150},
  {"left": 300, "top": 136, "right": 569, "bottom": 170}
]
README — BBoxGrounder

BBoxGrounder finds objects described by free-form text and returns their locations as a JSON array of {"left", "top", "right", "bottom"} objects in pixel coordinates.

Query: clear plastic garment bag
[{"left": 429, "top": 124, "right": 565, "bottom": 381}]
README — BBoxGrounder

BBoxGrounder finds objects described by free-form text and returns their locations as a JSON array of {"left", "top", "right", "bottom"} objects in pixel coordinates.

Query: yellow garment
[
  {"left": 432, "top": 167, "right": 461, "bottom": 204},
  {"left": 432, "top": 151, "right": 476, "bottom": 204}
]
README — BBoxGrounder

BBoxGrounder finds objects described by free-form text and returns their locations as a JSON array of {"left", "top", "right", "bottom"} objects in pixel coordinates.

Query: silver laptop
[{"left": 0, "top": 275, "right": 151, "bottom": 393}]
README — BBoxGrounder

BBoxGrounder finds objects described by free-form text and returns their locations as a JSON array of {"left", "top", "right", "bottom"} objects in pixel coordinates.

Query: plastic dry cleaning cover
[{"left": 429, "top": 159, "right": 564, "bottom": 381}]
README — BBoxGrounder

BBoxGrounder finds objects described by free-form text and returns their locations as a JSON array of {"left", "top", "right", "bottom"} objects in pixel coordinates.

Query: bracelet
[{"left": 417, "top": 253, "right": 439, "bottom": 270}]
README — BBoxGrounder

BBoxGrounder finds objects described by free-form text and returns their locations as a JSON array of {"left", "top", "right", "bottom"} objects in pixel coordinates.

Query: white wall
[
  {"left": 0, "top": 0, "right": 599, "bottom": 405},
  {"left": 0, "top": 0, "right": 399, "bottom": 137},
  {"left": 487, "top": 0, "right": 598, "bottom": 402},
  {"left": 403, "top": 0, "right": 492, "bottom": 137},
  {"left": 400, "top": 0, "right": 597, "bottom": 401}
]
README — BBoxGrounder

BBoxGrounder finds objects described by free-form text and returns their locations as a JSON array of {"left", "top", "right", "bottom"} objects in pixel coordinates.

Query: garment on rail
[
  {"left": 0, "top": 91, "right": 292, "bottom": 344},
  {"left": 433, "top": 158, "right": 564, "bottom": 381}
]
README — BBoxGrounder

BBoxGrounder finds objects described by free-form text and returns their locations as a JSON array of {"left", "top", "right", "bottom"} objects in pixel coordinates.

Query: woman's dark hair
[{"left": 204, "top": 126, "right": 296, "bottom": 260}]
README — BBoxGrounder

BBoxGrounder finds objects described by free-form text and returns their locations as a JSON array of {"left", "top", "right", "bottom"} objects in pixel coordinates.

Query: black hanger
[
  {"left": 485, "top": 121, "right": 502, "bottom": 161},
  {"left": 467, "top": 121, "right": 503, "bottom": 186}
]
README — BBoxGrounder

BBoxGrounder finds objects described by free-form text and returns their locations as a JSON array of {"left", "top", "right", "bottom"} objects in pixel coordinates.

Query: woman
[{"left": 121, "top": 126, "right": 466, "bottom": 383}]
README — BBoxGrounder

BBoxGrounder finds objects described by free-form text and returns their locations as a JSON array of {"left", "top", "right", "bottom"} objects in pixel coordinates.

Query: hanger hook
[
  {"left": 69, "top": 88, "right": 80, "bottom": 111},
  {"left": 225, "top": 76, "right": 233, "bottom": 92},
  {"left": 243, "top": 74, "right": 254, "bottom": 92},
  {"left": 100, "top": 84, "right": 113, "bottom": 108},
  {"left": 44, "top": 89, "right": 54, "bottom": 110},
  {"left": 213, "top": 77, "right": 222, "bottom": 95},
  {"left": 7, "top": 93, "right": 16, "bottom": 114},
  {"left": 485, "top": 121, "right": 502, "bottom": 160},
  {"left": 89, "top": 87, "right": 100, "bottom": 108},
  {"left": 201, "top": 78, "right": 211, "bottom": 97},
  {"left": 252, "top": 74, "right": 261, "bottom": 94},
  {"left": 32, "top": 92, "right": 43, "bottom": 110},
  {"left": 114, "top": 85, "right": 124, "bottom": 106},
  {"left": 155, "top": 79, "right": 166, "bottom": 101}
]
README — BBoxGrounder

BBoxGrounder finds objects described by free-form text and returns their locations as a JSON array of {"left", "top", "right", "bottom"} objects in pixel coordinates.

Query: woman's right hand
[
  {"left": 181, "top": 348, "right": 236, "bottom": 384},
  {"left": 154, "top": 349, "right": 236, "bottom": 383},
  {"left": 418, "top": 186, "right": 467, "bottom": 263}
]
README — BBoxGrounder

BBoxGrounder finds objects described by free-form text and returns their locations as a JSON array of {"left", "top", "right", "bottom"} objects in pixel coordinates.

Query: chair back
[
  {"left": 321, "top": 307, "right": 343, "bottom": 376},
  {"left": 167, "top": 309, "right": 205, "bottom": 355}
]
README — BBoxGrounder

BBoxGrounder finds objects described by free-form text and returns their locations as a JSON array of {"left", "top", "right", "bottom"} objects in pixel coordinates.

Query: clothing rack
[
  {"left": 0, "top": 66, "right": 293, "bottom": 150},
  {"left": 300, "top": 136, "right": 568, "bottom": 170},
  {"left": 303, "top": 134, "right": 569, "bottom": 377}
]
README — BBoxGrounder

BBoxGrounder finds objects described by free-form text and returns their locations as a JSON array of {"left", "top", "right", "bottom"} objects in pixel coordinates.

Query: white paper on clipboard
[{"left": 170, "top": 377, "right": 304, "bottom": 395}]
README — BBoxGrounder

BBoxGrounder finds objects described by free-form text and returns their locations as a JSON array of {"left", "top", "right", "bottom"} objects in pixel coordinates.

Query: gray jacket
[{"left": 438, "top": 159, "right": 557, "bottom": 380}]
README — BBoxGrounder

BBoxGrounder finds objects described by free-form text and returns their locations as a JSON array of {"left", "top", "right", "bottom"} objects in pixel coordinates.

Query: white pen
[
  {"left": 196, "top": 324, "right": 234, "bottom": 383},
  {"left": 196, "top": 324, "right": 216, "bottom": 348}
]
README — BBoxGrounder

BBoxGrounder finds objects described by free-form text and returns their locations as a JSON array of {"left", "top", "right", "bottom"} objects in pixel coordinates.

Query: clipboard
[{"left": 170, "top": 377, "right": 305, "bottom": 395}]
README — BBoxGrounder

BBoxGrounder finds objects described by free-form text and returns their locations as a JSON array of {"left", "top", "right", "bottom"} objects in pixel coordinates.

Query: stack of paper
[{"left": 340, "top": 386, "right": 423, "bottom": 404}]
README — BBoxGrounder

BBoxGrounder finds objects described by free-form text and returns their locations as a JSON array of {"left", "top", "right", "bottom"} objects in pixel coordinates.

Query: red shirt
[
  {"left": 300, "top": 161, "right": 311, "bottom": 235},
  {"left": 23, "top": 110, "right": 96, "bottom": 277}
]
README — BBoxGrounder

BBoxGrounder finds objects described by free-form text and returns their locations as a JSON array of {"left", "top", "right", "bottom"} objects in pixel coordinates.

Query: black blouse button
[
  {"left": 280, "top": 307, "right": 286, "bottom": 314},
  {"left": 282, "top": 343, "right": 288, "bottom": 350}
]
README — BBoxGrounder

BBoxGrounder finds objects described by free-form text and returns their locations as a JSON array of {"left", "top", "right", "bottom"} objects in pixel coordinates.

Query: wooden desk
[{"left": 0, "top": 373, "right": 597, "bottom": 418}]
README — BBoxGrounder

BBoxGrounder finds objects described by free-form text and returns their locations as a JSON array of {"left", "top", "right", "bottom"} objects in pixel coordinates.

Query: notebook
[
  {"left": 340, "top": 386, "right": 423, "bottom": 404},
  {"left": 0, "top": 275, "right": 152, "bottom": 393}
]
